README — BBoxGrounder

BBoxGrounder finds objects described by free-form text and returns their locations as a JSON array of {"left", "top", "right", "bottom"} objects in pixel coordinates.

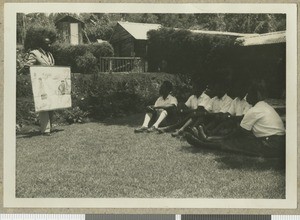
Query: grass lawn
[{"left": 16, "top": 114, "right": 285, "bottom": 198}]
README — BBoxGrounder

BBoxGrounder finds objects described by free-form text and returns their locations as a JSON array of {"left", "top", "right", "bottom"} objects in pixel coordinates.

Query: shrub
[
  {"left": 147, "top": 28, "right": 237, "bottom": 83},
  {"left": 87, "top": 42, "right": 114, "bottom": 58},
  {"left": 75, "top": 51, "right": 98, "bottom": 74},
  {"left": 16, "top": 97, "right": 39, "bottom": 130},
  {"left": 51, "top": 42, "right": 114, "bottom": 73},
  {"left": 70, "top": 72, "right": 191, "bottom": 120},
  {"left": 16, "top": 72, "right": 191, "bottom": 127},
  {"left": 17, "top": 45, "right": 29, "bottom": 75},
  {"left": 16, "top": 75, "right": 32, "bottom": 97},
  {"left": 56, "top": 106, "right": 90, "bottom": 124},
  {"left": 24, "top": 25, "right": 57, "bottom": 50}
]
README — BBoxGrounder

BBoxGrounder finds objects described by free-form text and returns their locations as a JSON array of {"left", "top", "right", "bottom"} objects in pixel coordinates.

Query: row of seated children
[
  {"left": 184, "top": 81, "right": 286, "bottom": 158},
  {"left": 134, "top": 80, "right": 285, "bottom": 158},
  {"left": 170, "top": 80, "right": 247, "bottom": 137}
]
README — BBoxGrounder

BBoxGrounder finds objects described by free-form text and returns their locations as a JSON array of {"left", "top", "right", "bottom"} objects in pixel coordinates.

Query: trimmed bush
[
  {"left": 147, "top": 28, "right": 237, "bottom": 83},
  {"left": 87, "top": 42, "right": 114, "bottom": 58},
  {"left": 72, "top": 72, "right": 191, "bottom": 120},
  {"left": 75, "top": 51, "right": 98, "bottom": 74},
  {"left": 51, "top": 42, "right": 114, "bottom": 74},
  {"left": 16, "top": 72, "right": 191, "bottom": 127}
]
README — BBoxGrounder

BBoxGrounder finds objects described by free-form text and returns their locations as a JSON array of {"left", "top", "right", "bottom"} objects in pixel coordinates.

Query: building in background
[
  {"left": 110, "top": 21, "right": 161, "bottom": 58},
  {"left": 235, "top": 31, "right": 286, "bottom": 99},
  {"left": 55, "top": 15, "right": 85, "bottom": 45}
]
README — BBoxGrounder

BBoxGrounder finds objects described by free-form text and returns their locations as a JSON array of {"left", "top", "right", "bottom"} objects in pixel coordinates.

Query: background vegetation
[
  {"left": 18, "top": 25, "right": 114, "bottom": 75},
  {"left": 16, "top": 72, "right": 190, "bottom": 130},
  {"left": 16, "top": 13, "right": 286, "bottom": 128},
  {"left": 17, "top": 13, "right": 286, "bottom": 45},
  {"left": 51, "top": 42, "right": 114, "bottom": 74},
  {"left": 147, "top": 28, "right": 237, "bottom": 83}
]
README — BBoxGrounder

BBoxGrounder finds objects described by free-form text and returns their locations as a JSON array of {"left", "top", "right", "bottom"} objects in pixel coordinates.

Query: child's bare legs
[
  {"left": 159, "top": 115, "right": 190, "bottom": 133},
  {"left": 171, "top": 118, "right": 194, "bottom": 137}
]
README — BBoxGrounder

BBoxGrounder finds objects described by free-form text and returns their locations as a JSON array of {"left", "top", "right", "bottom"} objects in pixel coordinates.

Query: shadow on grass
[
  {"left": 101, "top": 113, "right": 145, "bottom": 128},
  {"left": 215, "top": 155, "right": 285, "bottom": 171},
  {"left": 180, "top": 145, "right": 285, "bottom": 171},
  {"left": 17, "top": 128, "right": 64, "bottom": 139}
]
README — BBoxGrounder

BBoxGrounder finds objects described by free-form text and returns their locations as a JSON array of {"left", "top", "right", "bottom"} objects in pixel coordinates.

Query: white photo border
[{"left": 4, "top": 3, "right": 297, "bottom": 209}]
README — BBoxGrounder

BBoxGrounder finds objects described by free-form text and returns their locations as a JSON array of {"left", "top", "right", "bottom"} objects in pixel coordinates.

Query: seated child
[
  {"left": 184, "top": 83, "right": 285, "bottom": 158},
  {"left": 134, "top": 80, "right": 178, "bottom": 133},
  {"left": 203, "top": 81, "right": 252, "bottom": 135},
  {"left": 171, "top": 81, "right": 232, "bottom": 137},
  {"left": 204, "top": 82, "right": 233, "bottom": 116},
  {"left": 159, "top": 82, "right": 211, "bottom": 133}
]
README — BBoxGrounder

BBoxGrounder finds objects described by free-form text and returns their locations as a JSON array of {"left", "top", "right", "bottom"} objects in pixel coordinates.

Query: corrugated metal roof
[
  {"left": 236, "top": 31, "right": 286, "bottom": 46},
  {"left": 118, "top": 21, "right": 257, "bottom": 39},
  {"left": 118, "top": 21, "right": 161, "bottom": 40},
  {"left": 189, "top": 29, "right": 258, "bottom": 37}
]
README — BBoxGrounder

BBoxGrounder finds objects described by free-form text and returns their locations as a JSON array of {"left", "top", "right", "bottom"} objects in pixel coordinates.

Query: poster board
[{"left": 30, "top": 66, "right": 72, "bottom": 112}]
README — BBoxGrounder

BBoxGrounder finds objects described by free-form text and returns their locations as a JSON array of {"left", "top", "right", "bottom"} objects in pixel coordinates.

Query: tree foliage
[
  {"left": 17, "top": 12, "right": 286, "bottom": 44},
  {"left": 224, "top": 14, "right": 286, "bottom": 33},
  {"left": 17, "top": 13, "right": 56, "bottom": 44},
  {"left": 80, "top": 13, "right": 116, "bottom": 42},
  {"left": 24, "top": 25, "right": 57, "bottom": 50}
]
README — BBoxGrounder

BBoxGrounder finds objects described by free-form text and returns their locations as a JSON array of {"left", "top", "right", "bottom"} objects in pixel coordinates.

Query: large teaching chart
[{"left": 30, "top": 66, "right": 72, "bottom": 112}]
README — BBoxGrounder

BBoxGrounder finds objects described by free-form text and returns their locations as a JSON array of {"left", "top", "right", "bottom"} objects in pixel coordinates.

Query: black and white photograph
[{"left": 3, "top": 3, "right": 297, "bottom": 209}]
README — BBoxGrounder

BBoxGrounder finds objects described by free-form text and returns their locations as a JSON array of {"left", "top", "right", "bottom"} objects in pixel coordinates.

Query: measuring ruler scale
[{"left": 0, "top": 215, "right": 299, "bottom": 220}]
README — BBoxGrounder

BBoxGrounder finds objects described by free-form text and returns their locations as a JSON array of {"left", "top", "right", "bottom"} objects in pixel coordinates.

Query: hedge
[
  {"left": 19, "top": 26, "right": 114, "bottom": 75},
  {"left": 17, "top": 42, "right": 114, "bottom": 75},
  {"left": 51, "top": 42, "right": 114, "bottom": 74},
  {"left": 16, "top": 72, "right": 191, "bottom": 129},
  {"left": 147, "top": 28, "right": 237, "bottom": 83}
]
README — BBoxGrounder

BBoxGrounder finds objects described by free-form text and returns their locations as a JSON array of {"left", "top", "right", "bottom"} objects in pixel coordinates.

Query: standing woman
[{"left": 24, "top": 28, "right": 56, "bottom": 136}]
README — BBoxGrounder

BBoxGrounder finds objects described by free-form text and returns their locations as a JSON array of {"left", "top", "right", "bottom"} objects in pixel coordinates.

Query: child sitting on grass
[
  {"left": 171, "top": 81, "right": 232, "bottom": 137},
  {"left": 184, "top": 82, "right": 285, "bottom": 158},
  {"left": 199, "top": 80, "right": 252, "bottom": 136},
  {"left": 134, "top": 80, "right": 178, "bottom": 133},
  {"left": 159, "top": 82, "right": 212, "bottom": 134}
]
